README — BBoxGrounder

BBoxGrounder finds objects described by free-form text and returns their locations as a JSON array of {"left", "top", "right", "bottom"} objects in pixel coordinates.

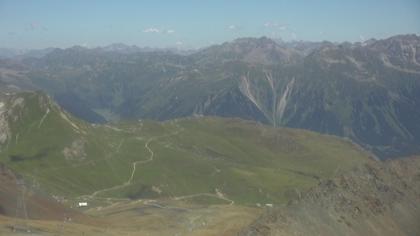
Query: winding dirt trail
[
  {"left": 79, "top": 121, "right": 183, "bottom": 200},
  {"left": 174, "top": 192, "right": 235, "bottom": 205},
  {"left": 143, "top": 200, "right": 191, "bottom": 211},
  {"left": 78, "top": 120, "right": 235, "bottom": 206},
  {"left": 125, "top": 136, "right": 155, "bottom": 185}
]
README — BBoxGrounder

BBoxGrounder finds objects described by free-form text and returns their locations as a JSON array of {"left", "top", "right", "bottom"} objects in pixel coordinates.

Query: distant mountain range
[
  {"left": 0, "top": 44, "right": 196, "bottom": 59},
  {"left": 0, "top": 47, "right": 57, "bottom": 59},
  {"left": 1, "top": 34, "right": 419, "bottom": 158}
]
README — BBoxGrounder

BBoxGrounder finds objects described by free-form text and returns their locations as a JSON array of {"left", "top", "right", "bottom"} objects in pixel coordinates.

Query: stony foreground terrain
[{"left": 240, "top": 156, "right": 420, "bottom": 236}]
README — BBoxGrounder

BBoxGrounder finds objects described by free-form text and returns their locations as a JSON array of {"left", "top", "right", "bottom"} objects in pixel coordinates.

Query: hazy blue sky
[{"left": 1, "top": 0, "right": 420, "bottom": 49}]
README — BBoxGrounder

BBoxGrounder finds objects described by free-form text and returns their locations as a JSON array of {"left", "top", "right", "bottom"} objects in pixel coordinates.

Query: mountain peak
[
  {"left": 386, "top": 33, "right": 420, "bottom": 41},
  {"left": 232, "top": 36, "right": 277, "bottom": 47},
  {"left": 197, "top": 36, "right": 301, "bottom": 65},
  {"left": 99, "top": 43, "right": 141, "bottom": 53}
]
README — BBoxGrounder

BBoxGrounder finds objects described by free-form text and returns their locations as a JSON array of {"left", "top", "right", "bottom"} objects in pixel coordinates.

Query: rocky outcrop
[
  {"left": 0, "top": 102, "right": 9, "bottom": 146},
  {"left": 0, "top": 95, "right": 12, "bottom": 149},
  {"left": 240, "top": 156, "right": 420, "bottom": 236},
  {"left": 62, "top": 139, "right": 87, "bottom": 161}
]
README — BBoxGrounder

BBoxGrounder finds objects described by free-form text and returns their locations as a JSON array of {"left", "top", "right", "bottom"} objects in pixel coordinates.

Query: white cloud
[
  {"left": 143, "top": 28, "right": 161, "bottom": 33},
  {"left": 176, "top": 41, "right": 183, "bottom": 46},
  {"left": 228, "top": 25, "right": 237, "bottom": 30},
  {"left": 278, "top": 26, "right": 287, "bottom": 31},
  {"left": 26, "top": 22, "right": 48, "bottom": 31},
  {"left": 29, "top": 22, "right": 39, "bottom": 30},
  {"left": 143, "top": 28, "right": 176, "bottom": 34},
  {"left": 264, "top": 22, "right": 287, "bottom": 31}
]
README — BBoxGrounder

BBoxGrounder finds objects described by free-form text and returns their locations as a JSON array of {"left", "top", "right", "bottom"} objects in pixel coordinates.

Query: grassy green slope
[{"left": 0, "top": 92, "right": 371, "bottom": 206}]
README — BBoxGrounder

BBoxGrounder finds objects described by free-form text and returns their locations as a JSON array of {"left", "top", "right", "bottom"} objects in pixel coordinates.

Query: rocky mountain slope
[
  {"left": 0, "top": 163, "right": 92, "bottom": 222},
  {"left": 240, "top": 156, "right": 420, "bottom": 236},
  {"left": 1, "top": 34, "right": 419, "bottom": 158}
]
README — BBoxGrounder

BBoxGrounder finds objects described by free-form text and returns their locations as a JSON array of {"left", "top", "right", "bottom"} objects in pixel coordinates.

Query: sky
[{"left": 1, "top": 0, "right": 420, "bottom": 49}]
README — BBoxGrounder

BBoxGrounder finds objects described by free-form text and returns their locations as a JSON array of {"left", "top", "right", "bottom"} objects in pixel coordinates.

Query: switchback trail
[
  {"left": 173, "top": 192, "right": 235, "bottom": 205},
  {"left": 77, "top": 120, "right": 235, "bottom": 206},
  {"left": 78, "top": 121, "right": 183, "bottom": 200}
]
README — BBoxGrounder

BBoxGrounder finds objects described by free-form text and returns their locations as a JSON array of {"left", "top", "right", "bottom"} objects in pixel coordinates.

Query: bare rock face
[
  {"left": 240, "top": 156, "right": 420, "bottom": 236},
  {"left": 62, "top": 139, "right": 87, "bottom": 161},
  {"left": 0, "top": 101, "right": 10, "bottom": 147},
  {"left": 0, "top": 94, "right": 27, "bottom": 150}
]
